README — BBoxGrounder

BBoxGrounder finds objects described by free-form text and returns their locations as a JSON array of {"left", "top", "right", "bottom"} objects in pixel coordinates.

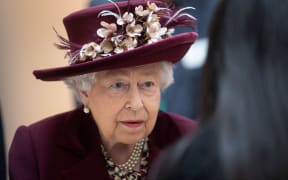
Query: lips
[{"left": 120, "top": 120, "right": 144, "bottom": 128}]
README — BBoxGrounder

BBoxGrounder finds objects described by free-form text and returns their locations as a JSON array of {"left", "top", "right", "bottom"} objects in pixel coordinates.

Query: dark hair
[
  {"left": 150, "top": 0, "right": 288, "bottom": 179},
  {"left": 199, "top": 0, "right": 288, "bottom": 179}
]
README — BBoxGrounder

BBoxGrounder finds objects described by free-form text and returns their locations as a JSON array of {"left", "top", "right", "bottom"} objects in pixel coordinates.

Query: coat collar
[
  {"left": 60, "top": 149, "right": 111, "bottom": 179},
  {"left": 55, "top": 108, "right": 111, "bottom": 179},
  {"left": 57, "top": 107, "right": 96, "bottom": 156}
]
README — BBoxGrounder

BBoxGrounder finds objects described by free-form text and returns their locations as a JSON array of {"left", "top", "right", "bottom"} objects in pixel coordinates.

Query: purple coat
[{"left": 9, "top": 107, "right": 197, "bottom": 180}]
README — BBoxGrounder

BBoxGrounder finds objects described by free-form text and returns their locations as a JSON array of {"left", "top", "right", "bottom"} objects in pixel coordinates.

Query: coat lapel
[
  {"left": 60, "top": 147, "right": 111, "bottom": 179},
  {"left": 56, "top": 108, "right": 112, "bottom": 179}
]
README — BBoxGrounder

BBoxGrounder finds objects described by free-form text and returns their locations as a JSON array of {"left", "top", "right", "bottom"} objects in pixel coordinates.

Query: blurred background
[
  {"left": 0, "top": 0, "right": 216, "bottom": 179},
  {"left": 0, "top": 0, "right": 88, "bottom": 179}
]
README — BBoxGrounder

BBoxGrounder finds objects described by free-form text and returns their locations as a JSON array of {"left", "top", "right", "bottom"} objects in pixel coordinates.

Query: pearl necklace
[
  {"left": 118, "top": 138, "right": 145, "bottom": 171},
  {"left": 101, "top": 138, "right": 149, "bottom": 179}
]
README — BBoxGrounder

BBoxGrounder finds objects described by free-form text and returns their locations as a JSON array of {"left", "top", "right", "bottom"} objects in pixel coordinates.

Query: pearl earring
[{"left": 83, "top": 106, "right": 90, "bottom": 114}]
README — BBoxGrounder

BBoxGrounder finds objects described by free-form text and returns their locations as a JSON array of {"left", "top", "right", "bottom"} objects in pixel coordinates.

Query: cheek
[
  {"left": 145, "top": 90, "right": 161, "bottom": 112},
  {"left": 88, "top": 95, "right": 121, "bottom": 137},
  {"left": 88, "top": 87, "right": 123, "bottom": 120},
  {"left": 144, "top": 92, "right": 161, "bottom": 131}
]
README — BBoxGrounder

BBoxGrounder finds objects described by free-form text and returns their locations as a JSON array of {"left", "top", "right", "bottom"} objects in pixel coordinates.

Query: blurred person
[
  {"left": 150, "top": 0, "right": 288, "bottom": 179},
  {"left": 8, "top": 0, "right": 199, "bottom": 179}
]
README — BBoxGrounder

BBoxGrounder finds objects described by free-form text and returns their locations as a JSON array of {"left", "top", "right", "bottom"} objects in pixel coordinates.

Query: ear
[{"left": 79, "top": 90, "right": 89, "bottom": 106}]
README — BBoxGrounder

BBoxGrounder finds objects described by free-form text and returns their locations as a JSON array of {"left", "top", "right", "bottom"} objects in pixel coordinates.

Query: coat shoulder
[
  {"left": 151, "top": 111, "right": 198, "bottom": 149},
  {"left": 158, "top": 111, "right": 198, "bottom": 135},
  {"left": 28, "top": 108, "right": 82, "bottom": 132},
  {"left": 9, "top": 107, "right": 93, "bottom": 180},
  {"left": 10, "top": 107, "right": 84, "bottom": 157}
]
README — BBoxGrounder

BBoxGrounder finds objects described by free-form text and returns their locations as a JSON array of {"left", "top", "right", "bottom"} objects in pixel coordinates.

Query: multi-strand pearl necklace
[
  {"left": 101, "top": 138, "right": 149, "bottom": 179},
  {"left": 118, "top": 138, "right": 145, "bottom": 171}
]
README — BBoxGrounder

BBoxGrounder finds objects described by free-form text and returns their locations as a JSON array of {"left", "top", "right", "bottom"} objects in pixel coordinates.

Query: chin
[{"left": 121, "top": 134, "right": 147, "bottom": 145}]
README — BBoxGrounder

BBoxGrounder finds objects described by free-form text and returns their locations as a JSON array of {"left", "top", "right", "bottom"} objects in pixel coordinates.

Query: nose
[{"left": 125, "top": 85, "right": 144, "bottom": 111}]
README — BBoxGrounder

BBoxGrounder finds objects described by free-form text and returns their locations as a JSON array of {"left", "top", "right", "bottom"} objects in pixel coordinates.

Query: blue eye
[
  {"left": 107, "top": 82, "right": 129, "bottom": 96},
  {"left": 143, "top": 81, "right": 154, "bottom": 87},
  {"left": 139, "top": 81, "right": 158, "bottom": 95},
  {"left": 111, "top": 82, "right": 125, "bottom": 89},
  {"left": 110, "top": 82, "right": 130, "bottom": 92}
]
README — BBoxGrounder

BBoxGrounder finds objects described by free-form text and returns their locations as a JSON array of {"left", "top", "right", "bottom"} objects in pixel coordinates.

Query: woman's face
[{"left": 81, "top": 63, "right": 161, "bottom": 146}]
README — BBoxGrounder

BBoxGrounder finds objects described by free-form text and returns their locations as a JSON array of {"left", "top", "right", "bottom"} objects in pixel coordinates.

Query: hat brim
[{"left": 33, "top": 32, "right": 198, "bottom": 81}]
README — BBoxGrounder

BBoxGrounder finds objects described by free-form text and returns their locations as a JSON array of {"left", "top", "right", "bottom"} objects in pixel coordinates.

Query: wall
[{"left": 0, "top": 0, "right": 89, "bottom": 174}]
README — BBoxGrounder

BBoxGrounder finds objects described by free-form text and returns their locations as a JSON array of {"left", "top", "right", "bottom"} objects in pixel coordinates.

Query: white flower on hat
[
  {"left": 100, "top": 39, "right": 114, "bottom": 54},
  {"left": 147, "top": 13, "right": 160, "bottom": 24},
  {"left": 147, "top": 2, "right": 160, "bottom": 12},
  {"left": 126, "top": 21, "right": 143, "bottom": 38},
  {"left": 56, "top": 1, "right": 196, "bottom": 64},
  {"left": 146, "top": 13, "right": 167, "bottom": 43},
  {"left": 147, "top": 25, "right": 168, "bottom": 44},
  {"left": 97, "top": 21, "right": 117, "bottom": 38},
  {"left": 123, "top": 37, "right": 138, "bottom": 50},
  {"left": 135, "top": 5, "right": 150, "bottom": 17},
  {"left": 114, "top": 46, "right": 124, "bottom": 54},
  {"left": 117, "top": 11, "right": 135, "bottom": 26},
  {"left": 122, "top": 12, "right": 135, "bottom": 24},
  {"left": 112, "top": 35, "right": 137, "bottom": 54},
  {"left": 79, "top": 42, "right": 102, "bottom": 61},
  {"left": 111, "top": 35, "right": 124, "bottom": 45}
]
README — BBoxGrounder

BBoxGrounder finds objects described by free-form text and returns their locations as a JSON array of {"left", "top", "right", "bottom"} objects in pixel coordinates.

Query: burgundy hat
[{"left": 33, "top": 0, "right": 198, "bottom": 81}]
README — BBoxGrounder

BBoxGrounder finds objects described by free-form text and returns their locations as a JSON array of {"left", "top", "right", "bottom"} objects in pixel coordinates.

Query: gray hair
[{"left": 64, "top": 61, "right": 174, "bottom": 101}]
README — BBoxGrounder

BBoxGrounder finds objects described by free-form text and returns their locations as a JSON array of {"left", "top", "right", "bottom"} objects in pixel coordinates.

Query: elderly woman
[{"left": 9, "top": 0, "right": 198, "bottom": 179}]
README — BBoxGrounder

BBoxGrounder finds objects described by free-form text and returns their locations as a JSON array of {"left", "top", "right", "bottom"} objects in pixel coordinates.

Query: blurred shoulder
[
  {"left": 13, "top": 107, "right": 85, "bottom": 142},
  {"left": 151, "top": 124, "right": 222, "bottom": 180},
  {"left": 150, "top": 111, "right": 198, "bottom": 149},
  {"left": 157, "top": 111, "right": 198, "bottom": 134}
]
